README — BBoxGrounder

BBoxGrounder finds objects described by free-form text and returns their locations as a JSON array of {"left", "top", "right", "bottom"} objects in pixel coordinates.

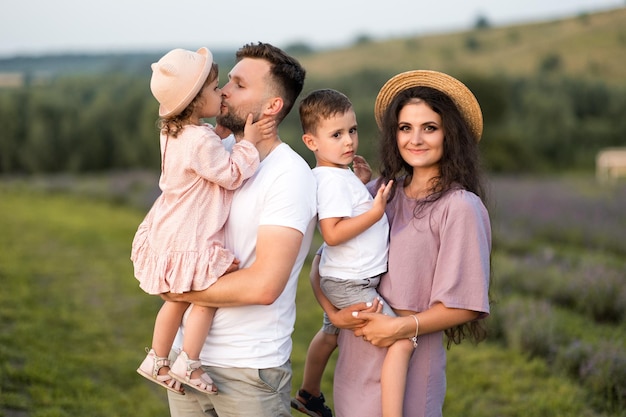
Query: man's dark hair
[{"left": 236, "top": 42, "right": 306, "bottom": 122}]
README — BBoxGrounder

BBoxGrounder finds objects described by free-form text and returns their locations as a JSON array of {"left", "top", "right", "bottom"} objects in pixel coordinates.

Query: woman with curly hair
[{"left": 311, "top": 70, "right": 491, "bottom": 417}]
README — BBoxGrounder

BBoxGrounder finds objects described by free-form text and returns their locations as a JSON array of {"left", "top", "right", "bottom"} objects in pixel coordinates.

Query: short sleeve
[
  {"left": 258, "top": 154, "right": 316, "bottom": 235},
  {"left": 316, "top": 172, "right": 354, "bottom": 220},
  {"left": 430, "top": 191, "right": 491, "bottom": 316}
]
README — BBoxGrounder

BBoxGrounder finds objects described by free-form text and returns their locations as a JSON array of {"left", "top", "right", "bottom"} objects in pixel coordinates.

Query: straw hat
[
  {"left": 374, "top": 70, "right": 483, "bottom": 142},
  {"left": 150, "top": 47, "right": 213, "bottom": 117}
]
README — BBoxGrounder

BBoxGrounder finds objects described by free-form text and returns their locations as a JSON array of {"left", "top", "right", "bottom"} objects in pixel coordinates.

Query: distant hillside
[
  {"left": 297, "top": 6, "right": 626, "bottom": 85},
  {"left": 0, "top": 49, "right": 236, "bottom": 85},
  {"left": 0, "top": 53, "right": 160, "bottom": 77},
  {"left": 1, "top": 8, "right": 625, "bottom": 175},
  {"left": 1, "top": 7, "right": 624, "bottom": 87}
]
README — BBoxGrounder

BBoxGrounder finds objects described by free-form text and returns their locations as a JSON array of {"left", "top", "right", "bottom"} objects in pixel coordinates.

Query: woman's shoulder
[
  {"left": 445, "top": 187, "right": 481, "bottom": 202},
  {"left": 441, "top": 187, "right": 488, "bottom": 218}
]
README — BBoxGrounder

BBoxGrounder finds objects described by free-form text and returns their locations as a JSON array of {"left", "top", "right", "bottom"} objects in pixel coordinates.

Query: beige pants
[{"left": 167, "top": 352, "right": 292, "bottom": 417}]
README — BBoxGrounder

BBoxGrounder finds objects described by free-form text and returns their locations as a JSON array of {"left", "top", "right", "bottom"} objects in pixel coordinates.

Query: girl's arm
[
  {"left": 241, "top": 114, "right": 275, "bottom": 146},
  {"left": 319, "top": 180, "right": 393, "bottom": 246}
]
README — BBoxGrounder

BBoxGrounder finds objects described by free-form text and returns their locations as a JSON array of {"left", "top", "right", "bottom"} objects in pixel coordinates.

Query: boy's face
[{"left": 304, "top": 110, "right": 358, "bottom": 169}]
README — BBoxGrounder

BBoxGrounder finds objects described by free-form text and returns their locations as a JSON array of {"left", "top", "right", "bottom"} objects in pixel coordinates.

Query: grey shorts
[{"left": 320, "top": 274, "right": 396, "bottom": 334}]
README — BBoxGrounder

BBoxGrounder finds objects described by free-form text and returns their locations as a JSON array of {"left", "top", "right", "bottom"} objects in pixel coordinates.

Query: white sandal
[
  {"left": 137, "top": 348, "right": 184, "bottom": 395},
  {"left": 168, "top": 350, "right": 217, "bottom": 395}
]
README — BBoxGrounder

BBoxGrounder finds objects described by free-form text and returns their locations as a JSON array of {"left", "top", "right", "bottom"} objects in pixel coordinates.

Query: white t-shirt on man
[{"left": 173, "top": 137, "right": 317, "bottom": 368}]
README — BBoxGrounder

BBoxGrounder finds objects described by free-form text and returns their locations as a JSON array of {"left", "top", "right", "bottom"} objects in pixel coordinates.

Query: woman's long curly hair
[
  {"left": 378, "top": 86, "right": 490, "bottom": 347},
  {"left": 157, "top": 62, "right": 219, "bottom": 138}
]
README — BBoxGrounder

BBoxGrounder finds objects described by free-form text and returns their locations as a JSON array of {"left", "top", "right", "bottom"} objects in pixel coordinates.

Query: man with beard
[{"left": 162, "top": 42, "right": 317, "bottom": 417}]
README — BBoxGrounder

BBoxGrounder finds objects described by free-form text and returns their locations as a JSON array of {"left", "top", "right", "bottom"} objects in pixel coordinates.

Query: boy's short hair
[{"left": 299, "top": 89, "right": 353, "bottom": 135}]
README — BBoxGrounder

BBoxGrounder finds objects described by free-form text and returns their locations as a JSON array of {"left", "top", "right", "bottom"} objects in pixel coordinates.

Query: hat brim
[{"left": 374, "top": 70, "right": 483, "bottom": 142}]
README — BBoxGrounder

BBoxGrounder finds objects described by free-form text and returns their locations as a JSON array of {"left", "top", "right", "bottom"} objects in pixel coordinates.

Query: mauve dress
[
  {"left": 131, "top": 124, "right": 259, "bottom": 294},
  {"left": 333, "top": 183, "right": 491, "bottom": 417}
]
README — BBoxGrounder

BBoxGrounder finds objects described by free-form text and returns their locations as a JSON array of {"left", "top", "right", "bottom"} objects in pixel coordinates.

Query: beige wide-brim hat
[
  {"left": 374, "top": 70, "right": 483, "bottom": 142},
  {"left": 150, "top": 47, "right": 213, "bottom": 118}
]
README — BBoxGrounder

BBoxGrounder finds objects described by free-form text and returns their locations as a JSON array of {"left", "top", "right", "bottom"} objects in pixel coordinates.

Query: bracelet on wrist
[{"left": 410, "top": 314, "right": 419, "bottom": 348}]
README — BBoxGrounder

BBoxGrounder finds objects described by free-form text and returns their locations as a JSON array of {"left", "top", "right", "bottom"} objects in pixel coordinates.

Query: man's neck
[{"left": 254, "top": 136, "right": 281, "bottom": 161}]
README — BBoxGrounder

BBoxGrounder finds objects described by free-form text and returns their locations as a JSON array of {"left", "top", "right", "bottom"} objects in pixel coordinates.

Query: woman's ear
[{"left": 302, "top": 133, "right": 317, "bottom": 152}]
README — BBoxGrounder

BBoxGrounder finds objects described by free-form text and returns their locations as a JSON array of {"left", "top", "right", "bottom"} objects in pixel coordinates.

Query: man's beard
[
  {"left": 217, "top": 103, "right": 260, "bottom": 137},
  {"left": 216, "top": 111, "right": 246, "bottom": 136}
]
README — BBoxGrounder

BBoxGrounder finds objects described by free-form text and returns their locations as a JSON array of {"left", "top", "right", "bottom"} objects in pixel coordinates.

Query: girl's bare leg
[
  {"left": 381, "top": 338, "right": 414, "bottom": 417},
  {"left": 181, "top": 304, "right": 217, "bottom": 380},
  {"left": 151, "top": 300, "right": 191, "bottom": 376}
]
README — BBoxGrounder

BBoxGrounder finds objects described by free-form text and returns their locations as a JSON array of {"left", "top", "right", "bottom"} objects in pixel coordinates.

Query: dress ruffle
[
  {"left": 129, "top": 125, "right": 256, "bottom": 296},
  {"left": 131, "top": 222, "right": 235, "bottom": 294}
]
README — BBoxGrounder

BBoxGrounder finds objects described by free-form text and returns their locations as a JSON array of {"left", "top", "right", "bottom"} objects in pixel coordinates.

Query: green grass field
[{"left": 1, "top": 175, "right": 623, "bottom": 416}]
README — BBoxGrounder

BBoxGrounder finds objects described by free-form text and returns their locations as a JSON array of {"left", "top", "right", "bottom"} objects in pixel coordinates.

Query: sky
[{"left": 1, "top": 0, "right": 623, "bottom": 58}]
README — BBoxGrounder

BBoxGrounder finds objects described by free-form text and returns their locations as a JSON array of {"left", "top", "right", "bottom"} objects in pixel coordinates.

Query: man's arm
[{"left": 163, "top": 225, "right": 303, "bottom": 307}]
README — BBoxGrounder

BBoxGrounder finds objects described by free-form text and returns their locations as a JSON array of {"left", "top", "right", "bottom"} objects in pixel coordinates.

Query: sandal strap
[
  {"left": 144, "top": 348, "right": 171, "bottom": 378},
  {"left": 185, "top": 358, "right": 202, "bottom": 372},
  {"left": 161, "top": 374, "right": 182, "bottom": 391},
  {"left": 298, "top": 389, "right": 322, "bottom": 402},
  {"left": 297, "top": 389, "right": 331, "bottom": 414},
  {"left": 298, "top": 389, "right": 311, "bottom": 401},
  {"left": 169, "top": 351, "right": 217, "bottom": 394},
  {"left": 176, "top": 351, "right": 203, "bottom": 377},
  {"left": 190, "top": 372, "right": 214, "bottom": 390},
  {"left": 155, "top": 357, "right": 171, "bottom": 369}
]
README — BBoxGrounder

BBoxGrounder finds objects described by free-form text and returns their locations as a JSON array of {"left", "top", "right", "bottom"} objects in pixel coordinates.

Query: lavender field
[
  {"left": 486, "top": 175, "right": 626, "bottom": 415},
  {"left": 1, "top": 172, "right": 624, "bottom": 416},
  {"left": 490, "top": 176, "right": 626, "bottom": 255}
]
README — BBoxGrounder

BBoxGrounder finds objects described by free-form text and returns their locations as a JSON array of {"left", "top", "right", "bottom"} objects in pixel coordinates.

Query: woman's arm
[{"left": 353, "top": 303, "right": 480, "bottom": 347}]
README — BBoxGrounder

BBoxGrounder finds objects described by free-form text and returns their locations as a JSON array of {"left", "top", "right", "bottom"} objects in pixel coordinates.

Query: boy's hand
[
  {"left": 352, "top": 155, "right": 372, "bottom": 184},
  {"left": 372, "top": 180, "right": 394, "bottom": 215}
]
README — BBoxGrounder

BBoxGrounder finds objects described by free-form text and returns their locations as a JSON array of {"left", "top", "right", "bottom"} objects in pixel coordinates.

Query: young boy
[{"left": 292, "top": 89, "right": 414, "bottom": 417}]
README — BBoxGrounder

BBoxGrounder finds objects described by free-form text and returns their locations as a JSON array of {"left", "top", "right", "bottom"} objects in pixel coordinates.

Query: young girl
[{"left": 132, "top": 47, "right": 273, "bottom": 395}]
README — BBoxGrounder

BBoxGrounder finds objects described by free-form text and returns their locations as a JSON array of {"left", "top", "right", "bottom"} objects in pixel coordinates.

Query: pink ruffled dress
[{"left": 131, "top": 124, "right": 259, "bottom": 294}]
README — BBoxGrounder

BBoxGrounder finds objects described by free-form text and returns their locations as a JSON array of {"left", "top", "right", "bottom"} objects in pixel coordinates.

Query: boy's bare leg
[{"left": 299, "top": 329, "right": 338, "bottom": 396}]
